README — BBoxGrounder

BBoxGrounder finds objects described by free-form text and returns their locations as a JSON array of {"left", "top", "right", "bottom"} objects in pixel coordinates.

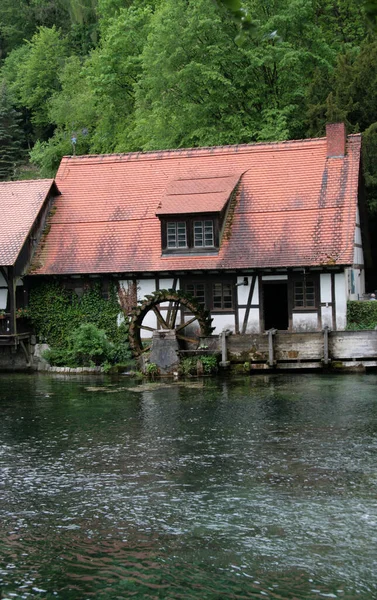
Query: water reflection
[{"left": 0, "top": 373, "right": 377, "bottom": 598}]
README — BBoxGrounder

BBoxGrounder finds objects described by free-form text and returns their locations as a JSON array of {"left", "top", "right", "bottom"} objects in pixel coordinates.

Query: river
[{"left": 0, "top": 372, "right": 377, "bottom": 599}]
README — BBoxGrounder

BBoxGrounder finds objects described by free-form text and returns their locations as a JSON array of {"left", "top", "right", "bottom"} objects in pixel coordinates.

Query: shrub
[
  {"left": 43, "top": 324, "right": 113, "bottom": 367},
  {"left": 69, "top": 323, "right": 112, "bottom": 366},
  {"left": 347, "top": 300, "right": 377, "bottom": 330}
]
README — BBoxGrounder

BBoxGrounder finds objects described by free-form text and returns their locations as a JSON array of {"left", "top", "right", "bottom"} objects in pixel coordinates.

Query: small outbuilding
[{"left": 0, "top": 179, "right": 58, "bottom": 355}]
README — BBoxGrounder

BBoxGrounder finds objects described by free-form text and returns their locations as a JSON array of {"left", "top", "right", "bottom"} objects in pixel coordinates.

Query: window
[
  {"left": 183, "top": 278, "right": 235, "bottom": 312},
  {"left": 213, "top": 282, "right": 233, "bottom": 310},
  {"left": 161, "top": 217, "right": 218, "bottom": 253},
  {"left": 167, "top": 222, "right": 187, "bottom": 248},
  {"left": 186, "top": 283, "right": 205, "bottom": 306},
  {"left": 194, "top": 220, "right": 214, "bottom": 248},
  {"left": 294, "top": 278, "right": 316, "bottom": 308}
]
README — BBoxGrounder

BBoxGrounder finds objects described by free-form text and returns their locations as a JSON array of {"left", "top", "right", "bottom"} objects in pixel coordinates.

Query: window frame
[
  {"left": 161, "top": 215, "right": 219, "bottom": 254},
  {"left": 183, "top": 277, "right": 235, "bottom": 313},
  {"left": 166, "top": 221, "right": 188, "bottom": 249},
  {"left": 292, "top": 275, "right": 318, "bottom": 310}
]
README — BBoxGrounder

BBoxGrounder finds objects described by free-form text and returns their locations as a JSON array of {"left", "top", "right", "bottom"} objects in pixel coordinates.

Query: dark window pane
[
  {"left": 294, "top": 279, "right": 316, "bottom": 308},
  {"left": 186, "top": 283, "right": 205, "bottom": 306},
  {"left": 212, "top": 282, "right": 233, "bottom": 309},
  {"left": 194, "top": 221, "right": 203, "bottom": 247}
]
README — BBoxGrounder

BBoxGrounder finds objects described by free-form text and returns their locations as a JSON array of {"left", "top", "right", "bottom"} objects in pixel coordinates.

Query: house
[
  {"left": 26, "top": 123, "right": 367, "bottom": 337},
  {"left": 0, "top": 179, "right": 58, "bottom": 352}
]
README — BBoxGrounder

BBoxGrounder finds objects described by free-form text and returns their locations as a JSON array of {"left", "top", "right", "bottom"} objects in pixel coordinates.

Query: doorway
[{"left": 263, "top": 281, "right": 288, "bottom": 330}]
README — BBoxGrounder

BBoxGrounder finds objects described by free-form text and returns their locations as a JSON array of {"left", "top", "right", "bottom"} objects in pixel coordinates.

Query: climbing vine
[{"left": 27, "top": 280, "right": 132, "bottom": 366}]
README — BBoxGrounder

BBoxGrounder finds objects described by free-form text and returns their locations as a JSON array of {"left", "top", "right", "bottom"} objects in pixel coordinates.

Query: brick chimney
[{"left": 326, "top": 122, "right": 346, "bottom": 158}]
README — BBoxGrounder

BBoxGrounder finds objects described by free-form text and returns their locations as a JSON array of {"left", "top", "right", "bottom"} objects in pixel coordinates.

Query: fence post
[
  {"left": 267, "top": 328, "right": 277, "bottom": 367},
  {"left": 323, "top": 325, "right": 330, "bottom": 366},
  {"left": 219, "top": 330, "right": 231, "bottom": 367}
]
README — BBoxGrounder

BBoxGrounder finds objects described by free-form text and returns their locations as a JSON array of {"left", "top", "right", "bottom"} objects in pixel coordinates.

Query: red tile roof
[
  {"left": 156, "top": 173, "right": 243, "bottom": 215},
  {"left": 31, "top": 134, "right": 361, "bottom": 275},
  {"left": 0, "top": 179, "right": 56, "bottom": 267}
]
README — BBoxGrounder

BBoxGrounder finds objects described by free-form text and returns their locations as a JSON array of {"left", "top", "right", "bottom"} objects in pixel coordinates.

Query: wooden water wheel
[{"left": 128, "top": 289, "right": 214, "bottom": 356}]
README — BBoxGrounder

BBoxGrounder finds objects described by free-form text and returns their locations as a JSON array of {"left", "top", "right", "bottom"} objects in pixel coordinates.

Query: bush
[
  {"left": 43, "top": 323, "right": 114, "bottom": 367},
  {"left": 347, "top": 300, "right": 377, "bottom": 330}
]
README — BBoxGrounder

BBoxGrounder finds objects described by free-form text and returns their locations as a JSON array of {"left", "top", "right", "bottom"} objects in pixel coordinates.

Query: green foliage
[
  {"left": 1, "top": 0, "right": 377, "bottom": 233},
  {"left": 69, "top": 323, "right": 112, "bottom": 365},
  {"left": 0, "top": 82, "right": 23, "bottom": 180},
  {"left": 180, "top": 354, "right": 219, "bottom": 376},
  {"left": 347, "top": 300, "right": 377, "bottom": 330},
  {"left": 8, "top": 26, "right": 68, "bottom": 134},
  {"left": 145, "top": 362, "right": 159, "bottom": 379},
  {"left": 43, "top": 323, "right": 112, "bottom": 366},
  {"left": 28, "top": 281, "right": 132, "bottom": 366}
]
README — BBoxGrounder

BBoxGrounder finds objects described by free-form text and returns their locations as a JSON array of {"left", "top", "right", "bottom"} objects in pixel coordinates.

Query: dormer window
[
  {"left": 161, "top": 216, "right": 217, "bottom": 254},
  {"left": 156, "top": 171, "right": 244, "bottom": 256},
  {"left": 194, "top": 220, "right": 214, "bottom": 248},
  {"left": 167, "top": 222, "right": 187, "bottom": 249}
]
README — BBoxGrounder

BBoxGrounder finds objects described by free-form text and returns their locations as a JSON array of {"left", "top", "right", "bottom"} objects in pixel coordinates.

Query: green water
[{"left": 1, "top": 373, "right": 377, "bottom": 599}]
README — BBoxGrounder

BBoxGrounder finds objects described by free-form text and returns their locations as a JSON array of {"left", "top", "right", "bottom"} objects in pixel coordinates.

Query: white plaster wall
[
  {"left": 292, "top": 312, "right": 318, "bottom": 331},
  {"left": 353, "top": 245, "right": 364, "bottom": 266},
  {"left": 321, "top": 306, "right": 333, "bottom": 329},
  {"left": 237, "top": 277, "right": 250, "bottom": 305},
  {"left": 238, "top": 308, "right": 260, "bottom": 332},
  {"left": 0, "top": 273, "right": 6, "bottom": 287},
  {"left": 237, "top": 276, "right": 259, "bottom": 305},
  {"left": 211, "top": 314, "right": 236, "bottom": 333},
  {"left": 348, "top": 268, "right": 365, "bottom": 300},
  {"left": 137, "top": 279, "right": 156, "bottom": 301},
  {"left": 137, "top": 278, "right": 157, "bottom": 334},
  {"left": 253, "top": 278, "right": 259, "bottom": 304},
  {"left": 159, "top": 278, "right": 175, "bottom": 290},
  {"left": 0, "top": 289, "right": 7, "bottom": 310},
  {"left": 320, "top": 273, "right": 332, "bottom": 303},
  {"left": 237, "top": 277, "right": 260, "bottom": 332},
  {"left": 354, "top": 226, "right": 362, "bottom": 245},
  {"left": 335, "top": 272, "right": 347, "bottom": 330}
]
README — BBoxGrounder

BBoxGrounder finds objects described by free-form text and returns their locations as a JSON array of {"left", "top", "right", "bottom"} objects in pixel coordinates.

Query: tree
[
  {"left": 11, "top": 26, "right": 68, "bottom": 136},
  {"left": 0, "top": 83, "right": 23, "bottom": 180}
]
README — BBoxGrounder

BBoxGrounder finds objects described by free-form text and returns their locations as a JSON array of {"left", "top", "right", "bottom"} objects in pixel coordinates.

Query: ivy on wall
[
  {"left": 28, "top": 280, "right": 130, "bottom": 356},
  {"left": 347, "top": 300, "right": 377, "bottom": 330}
]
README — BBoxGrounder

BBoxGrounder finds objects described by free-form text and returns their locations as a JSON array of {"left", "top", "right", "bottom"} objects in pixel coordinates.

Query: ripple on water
[{"left": 1, "top": 373, "right": 377, "bottom": 599}]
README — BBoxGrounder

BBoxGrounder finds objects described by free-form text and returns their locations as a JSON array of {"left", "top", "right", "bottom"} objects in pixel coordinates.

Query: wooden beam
[
  {"left": 8, "top": 267, "right": 16, "bottom": 336},
  {"left": 0, "top": 266, "right": 8, "bottom": 284},
  {"left": 241, "top": 275, "right": 256, "bottom": 335}
]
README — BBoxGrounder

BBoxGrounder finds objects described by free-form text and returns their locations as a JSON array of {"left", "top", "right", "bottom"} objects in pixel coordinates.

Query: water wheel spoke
[
  {"left": 140, "top": 344, "right": 152, "bottom": 354},
  {"left": 175, "top": 315, "right": 198, "bottom": 332},
  {"left": 168, "top": 302, "right": 180, "bottom": 329},
  {"left": 152, "top": 305, "right": 169, "bottom": 329},
  {"left": 176, "top": 333, "right": 198, "bottom": 344},
  {"left": 137, "top": 325, "right": 155, "bottom": 332}
]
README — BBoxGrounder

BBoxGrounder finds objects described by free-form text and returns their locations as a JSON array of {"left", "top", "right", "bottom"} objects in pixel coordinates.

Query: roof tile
[
  {"left": 0, "top": 179, "right": 55, "bottom": 266},
  {"left": 31, "top": 135, "right": 361, "bottom": 274}
]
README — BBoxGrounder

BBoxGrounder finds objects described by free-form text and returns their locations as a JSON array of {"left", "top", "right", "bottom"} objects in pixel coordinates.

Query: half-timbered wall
[{"left": 117, "top": 268, "right": 356, "bottom": 337}]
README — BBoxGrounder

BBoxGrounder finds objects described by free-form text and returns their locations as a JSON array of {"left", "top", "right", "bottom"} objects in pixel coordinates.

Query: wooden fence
[{"left": 201, "top": 329, "right": 377, "bottom": 371}]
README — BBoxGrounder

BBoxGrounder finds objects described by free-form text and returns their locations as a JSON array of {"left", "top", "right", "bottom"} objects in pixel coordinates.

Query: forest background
[{"left": 1, "top": 0, "right": 377, "bottom": 282}]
